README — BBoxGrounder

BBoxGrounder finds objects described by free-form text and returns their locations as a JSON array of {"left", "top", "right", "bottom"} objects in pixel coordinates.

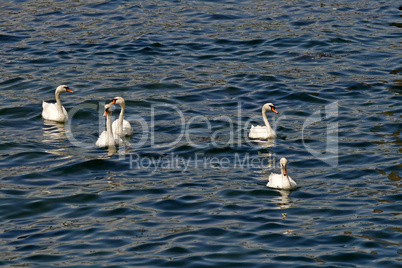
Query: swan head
[
  {"left": 263, "top": 103, "right": 278, "bottom": 114},
  {"left": 103, "top": 104, "right": 112, "bottom": 116},
  {"left": 280, "top": 157, "right": 288, "bottom": 176},
  {"left": 56, "top": 85, "right": 73, "bottom": 94},
  {"left": 110, "top": 96, "right": 125, "bottom": 106}
]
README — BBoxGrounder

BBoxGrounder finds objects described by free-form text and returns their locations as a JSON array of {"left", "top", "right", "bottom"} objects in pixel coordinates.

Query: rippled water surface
[{"left": 0, "top": 0, "right": 401, "bottom": 267}]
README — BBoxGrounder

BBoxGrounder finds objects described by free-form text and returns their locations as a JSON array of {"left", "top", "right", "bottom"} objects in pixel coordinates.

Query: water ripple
[{"left": 0, "top": 0, "right": 401, "bottom": 267}]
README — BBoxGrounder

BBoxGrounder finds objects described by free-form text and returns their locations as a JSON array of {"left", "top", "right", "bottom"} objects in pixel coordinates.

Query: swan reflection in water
[
  {"left": 106, "top": 145, "right": 117, "bottom": 156},
  {"left": 42, "top": 120, "right": 75, "bottom": 158},
  {"left": 42, "top": 119, "right": 66, "bottom": 142},
  {"left": 252, "top": 138, "right": 276, "bottom": 148},
  {"left": 277, "top": 189, "right": 292, "bottom": 209},
  {"left": 256, "top": 176, "right": 293, "bottom": 209}
]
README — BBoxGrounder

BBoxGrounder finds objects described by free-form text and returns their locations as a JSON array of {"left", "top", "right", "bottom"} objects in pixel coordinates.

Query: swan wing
[
  {"left": 112, "top": 119, "right": 133, "bottom": 136},
  {"left": 267, "top": 174, "right": 297, "bottom": 190},
  {"left": 42, "top": 101, "right": 56, "bottom": 120},
  {"left": 249, "top": 125, "right": 276, "bottom": 139},
  {"left": 96, "top": 131, "right": 122, "bottom": 147},
  {"left": 122, "top": 119, "right": 133, "bottom": 136},
  {"left": 249, "top": 125, "right": 266, "bottom": 138},
  {"left": 96, "top": 131, "right": 107, "bottom": 147},
  {"left": 111, "top": 120, "right": 124, "bottom": 136},
  {"left": 111, "top": 120, "right": 119, "bottom": 136},
  {"left": 62, "top": 106, "right": 68, "bottom": 118},
  {"left": 248, "top": 126, "right": 276, "bottom": 139},
  {"left": 267, "top": 173, "right": 282, "bottom": 188},
  {"left": 42, "top": 101, "right": 67, "bottom": 122},
  {"left": 288, "top": 176, "right": 297, "bottom": 190}
]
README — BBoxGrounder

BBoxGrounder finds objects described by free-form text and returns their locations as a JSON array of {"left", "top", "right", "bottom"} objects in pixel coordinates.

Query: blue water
[{"left": 0, "top": 0, "right": 401, "bottom": 267}]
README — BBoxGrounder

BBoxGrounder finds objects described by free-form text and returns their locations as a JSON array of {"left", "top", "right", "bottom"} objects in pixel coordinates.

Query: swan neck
[
  {"left": 119, "top": 103, "right": 125, "bottom": 116},
  {"left": 55, "top": 89, "right": 63, "bottom": 111},
  {"left": 119, "top": 105, "right": 125, "bottom": 123},
  {"left": 106, "top": 112, "right": 113, "bottom": 138},
  {"left": 281, "top": 173, "right": 291, "bottom": 189},
  {"left": 262, "top": 107, "right": 272, "bottom": 129}
]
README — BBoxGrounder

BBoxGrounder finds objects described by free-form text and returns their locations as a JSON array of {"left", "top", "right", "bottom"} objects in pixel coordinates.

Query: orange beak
[
  {"left": 109, "top": 99, "right": 116, "bottom": 105},
  {"left": 66, "top": 88, "right": 73, "bottom": 93},
  {"left": 103, "top": 109, "right": 108, "bottom": 116},
  {"left": 271, "top": 107, "right": 278, "bottom": 114},
  {"left": 282, "top": 166, "right": 287, "bottom": 176}
]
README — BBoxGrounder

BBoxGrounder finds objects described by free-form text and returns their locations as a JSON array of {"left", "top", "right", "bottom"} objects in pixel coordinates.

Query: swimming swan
[
  {"left": 42, "top": 85, "right": 73, "bottom": 122},
  {"left": 267, "top": 158, "right": 297, "bottom": 190},
  {"left": 96, "top": 104, "right": 122, "bottom": 147},
  {"left": 249, "top": 103, "right": 278, "bottom": 139},
  {"left": 109, "top": 97, "right": 133, "bottom": 136}
]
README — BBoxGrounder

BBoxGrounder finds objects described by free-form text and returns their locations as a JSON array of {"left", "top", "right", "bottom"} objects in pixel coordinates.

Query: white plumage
[
  {"left": 249, "top": 102, "right": 278, "bottom": 139},
  {"left": 109, "top": 97, "right": 133, "bottom": 136},
  {"left": 96, "top": 104, "right": 122, "bottom": 147},
  {"left": 42, "top": 85, "right": 73, "bottom": 123},
  {"left": 267, "top": 158, "right": 297, "bottom": 190}
]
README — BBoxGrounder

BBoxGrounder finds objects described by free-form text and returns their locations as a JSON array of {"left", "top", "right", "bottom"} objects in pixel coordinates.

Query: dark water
[{"left": 0, "top": 0, "right": 401, "bottom": 267}]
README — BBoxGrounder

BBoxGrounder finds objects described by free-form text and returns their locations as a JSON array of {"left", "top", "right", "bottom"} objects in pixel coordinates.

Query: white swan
[
  {"left": 42, "top": 85, "right": 73, "bottom": 122},
  {"left": 267, "top": 158, "right": 297, "bottom": 190},
  {"left": 96, "top": 104, "right": 122, "bottom": 147},
  {"left": 109, "top": 97, "right": 133, "bottom": 136},
  {"left": 249, "top": 103, "right": 278, "bottom": 139}
]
